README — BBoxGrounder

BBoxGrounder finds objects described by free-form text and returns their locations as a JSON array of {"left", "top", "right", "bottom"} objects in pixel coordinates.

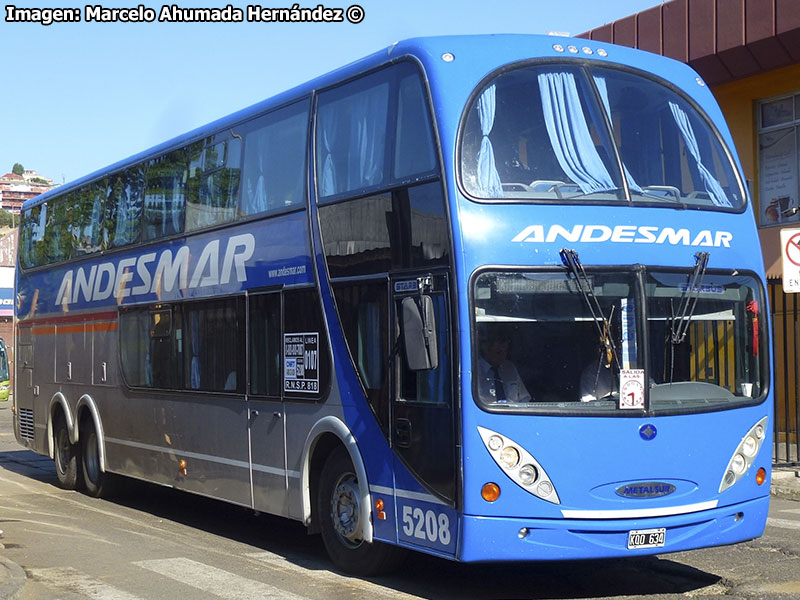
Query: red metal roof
[{"left": 579, "top": 0, "right": 800, "bottom": 86}]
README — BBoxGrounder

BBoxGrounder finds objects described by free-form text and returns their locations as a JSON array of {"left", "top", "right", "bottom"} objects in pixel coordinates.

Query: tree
[{"left": 12, "top": 163, "right": 24, "bottom": 176}]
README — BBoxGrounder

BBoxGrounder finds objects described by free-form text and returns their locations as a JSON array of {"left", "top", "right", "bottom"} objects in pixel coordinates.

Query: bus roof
[{"left": 23, "top": 34, "right": 713, "bottom": 212}]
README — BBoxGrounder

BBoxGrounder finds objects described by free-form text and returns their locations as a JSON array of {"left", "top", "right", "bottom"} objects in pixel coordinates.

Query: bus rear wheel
[
  {"left": 317, "top": 446, "right": 405, "bottom": 575},
  {"left": 80, "top": 419, "right": 108, "bottom": 498},
  {"left": 53, "top": 415, "right": 79, "bottom": 490}
]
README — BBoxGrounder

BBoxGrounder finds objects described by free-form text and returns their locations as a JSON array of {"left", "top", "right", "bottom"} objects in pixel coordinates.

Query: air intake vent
[{"left": 18, "top": 408, "right": 34, "bottom": 441}]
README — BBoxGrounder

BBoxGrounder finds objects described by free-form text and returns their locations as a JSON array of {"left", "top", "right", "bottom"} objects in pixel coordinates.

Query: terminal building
[{"left": 580, "top": 0, "right": 800, "bottom": 464}]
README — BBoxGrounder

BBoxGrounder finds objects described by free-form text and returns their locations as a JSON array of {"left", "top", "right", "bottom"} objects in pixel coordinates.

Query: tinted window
[
  {"left": 72, "top": 181, "right": 106, "bottom": 255},
  {"left": 106, "top": 167, "right": 144, "bottom": 248},
  {"left": 186, "top": 134, "right": 242, "bottom": 231},
  {"left": 240, "top": 101, "right": 309, "bottom": 217},
  {"left": 143, "top": 149, "right": 188, "bottom": 240},
  {"left": 20, "top": 203, "right": 47, "bottom": 269},
  {"left": 319, "top": 181, "right": 449, "bottom": 278},
  {"left": 316, "top": 62, "right": 437, "bottom": 202},
  {"left": 333, "top": 281, "right": 389, "bottom": 431},
  {"left": 184, "top": 298, "right": 245, "bottom": 392},
  {"left": 395, "top": 72, "right": 436, "bottom": 179},
  {"left": 461, "top": 64, "right": 743, "bottom": 209},
  {"left": 249, "top": 293, "right": 282, "bottom": 397}
]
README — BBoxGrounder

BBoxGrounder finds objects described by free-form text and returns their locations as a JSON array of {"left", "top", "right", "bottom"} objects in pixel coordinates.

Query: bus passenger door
[
  {"left": 391, "top": 274, "right": 456, "bottom": 505},
  {"left": 247, "top": 293, "right": 288, "bottom": 517}
]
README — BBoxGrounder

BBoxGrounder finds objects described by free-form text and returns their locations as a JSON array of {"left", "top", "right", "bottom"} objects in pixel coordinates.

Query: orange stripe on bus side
[{"left": 32, "top": 323, "right": 117, "bottom": 335}]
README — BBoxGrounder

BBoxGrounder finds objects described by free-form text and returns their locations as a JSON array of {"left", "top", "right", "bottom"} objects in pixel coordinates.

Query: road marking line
[
  {"left": 135, "top": 557, "right": 307, "bottom": 600},
  {"left": 29, "top": 567, "right": 142, "bottom": 600},
  {"left": 778, "top": 508, "right": 800, "bottom": 515},
  {"left": 767, "top": 517, "right": 800, "bottom": 530},
  {"left": 246, "top": 551, "right": 423, "bottom": 599}
]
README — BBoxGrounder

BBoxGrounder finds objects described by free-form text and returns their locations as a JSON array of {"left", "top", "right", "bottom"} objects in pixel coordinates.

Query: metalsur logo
[{"left": 616, "top": 482, "right": 676, "bottom": 499}]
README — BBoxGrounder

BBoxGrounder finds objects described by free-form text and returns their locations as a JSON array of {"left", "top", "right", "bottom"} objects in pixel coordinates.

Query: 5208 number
[{"left": 401, "top": 505, "right": 451, "bottom": 546}]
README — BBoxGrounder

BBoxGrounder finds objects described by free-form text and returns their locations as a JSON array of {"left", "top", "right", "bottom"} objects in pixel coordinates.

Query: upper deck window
[{"left": 460, "top": 64, "right": 744, "bottom": 210}]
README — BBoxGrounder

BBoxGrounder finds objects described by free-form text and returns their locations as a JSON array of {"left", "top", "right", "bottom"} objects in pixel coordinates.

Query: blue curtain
[
  {"left": 476, "top": 85, "right": 503, "bottom": 197},
  {"left": 669, "top": 102, "right": 731, "bottom": 207},
  {"left": 592, "top": 76, "right": 643, "bottom": 194},
  {"left": 538, "top": 72, "right": 616, "bottom": 194},
  {"left": 351, "top": 85, "right": 388, "bottom": 190}
]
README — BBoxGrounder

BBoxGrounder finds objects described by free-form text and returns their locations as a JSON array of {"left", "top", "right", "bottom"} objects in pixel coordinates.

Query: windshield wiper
[
  {"left": 669, "top": 251, "right": 710, "bottom": 345},
  {"left": 559, "top": 248, "right": 621, "bottom": 371}
]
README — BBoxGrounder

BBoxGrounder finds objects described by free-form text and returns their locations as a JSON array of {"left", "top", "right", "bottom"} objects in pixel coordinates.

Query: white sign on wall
[{"left": 781, "top": 228, "right": 800, "bottom": 293}]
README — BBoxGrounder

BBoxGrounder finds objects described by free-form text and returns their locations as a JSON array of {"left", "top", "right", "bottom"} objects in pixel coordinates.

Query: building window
[{"left": 758, "top": 93, "right": 800, "bottom": 226}]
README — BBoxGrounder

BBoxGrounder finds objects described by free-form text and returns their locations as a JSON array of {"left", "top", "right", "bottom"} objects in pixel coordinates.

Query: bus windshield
[
  {"left": 460, "top": 64, "right": 744, "bottom": 210},
  {"left": 473, "top": 269, "right": 764, "bottom": 414}
]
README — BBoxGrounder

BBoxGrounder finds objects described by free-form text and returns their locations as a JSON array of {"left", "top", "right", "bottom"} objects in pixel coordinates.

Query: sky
[{"left": 1, "top": 0, "right": 664, "bottom": 186}]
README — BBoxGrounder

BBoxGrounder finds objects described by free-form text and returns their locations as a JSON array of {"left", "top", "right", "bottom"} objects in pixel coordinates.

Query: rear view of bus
[{"left": 450, "top": 37, "right": 770, "bottom": 561}]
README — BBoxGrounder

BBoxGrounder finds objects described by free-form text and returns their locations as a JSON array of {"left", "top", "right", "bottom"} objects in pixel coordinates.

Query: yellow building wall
[{"left": 712, "top": 63, "right": 800, "bottom": 279}]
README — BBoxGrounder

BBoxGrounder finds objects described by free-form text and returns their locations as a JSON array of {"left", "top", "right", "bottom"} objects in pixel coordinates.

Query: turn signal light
[
  {"left": 756, "top": 467, "right": 767, "bottom": 486},
  {"left": 178, "top": 459, "right": 188, "bottom": 476},
  {"left": 481, "top": 482, "right": 501, "bottom": 502},
  {"left": 374, "top": 498, "right": 386, "bottom": 520}
]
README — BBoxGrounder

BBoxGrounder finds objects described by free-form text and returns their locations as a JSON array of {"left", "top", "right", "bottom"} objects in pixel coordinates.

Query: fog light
[
  {"left": 500, "top": 446, "right": 520, "bottom": 468},
  {"left": 482, "top": 482, "right": 501, "bottom": 502},
  {"left": 756, "top": 467, "right": 767, "bottom": 486}
]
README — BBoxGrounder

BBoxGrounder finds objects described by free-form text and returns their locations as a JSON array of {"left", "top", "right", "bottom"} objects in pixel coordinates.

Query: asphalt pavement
[{"left": 1, "top": 407, "right": 799, "bottom": 600}]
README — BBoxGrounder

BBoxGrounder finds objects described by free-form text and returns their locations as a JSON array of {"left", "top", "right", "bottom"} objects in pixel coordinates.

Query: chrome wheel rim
[{"left": 329, "top": 472, "right": 363, "bottom": 548}]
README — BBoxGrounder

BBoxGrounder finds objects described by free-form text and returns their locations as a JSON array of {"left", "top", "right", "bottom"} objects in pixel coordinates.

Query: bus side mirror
[{"left": 402, "top": 295, "right": 438, "bottom": 371}]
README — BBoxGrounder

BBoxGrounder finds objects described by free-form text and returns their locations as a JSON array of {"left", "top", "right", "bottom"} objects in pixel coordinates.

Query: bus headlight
[
  {"left": 719, "top": 416, "right": 768, "bottom": 492},
  {"left": 519, "top": 464, "right": 538, "bottom": 485},
  {"left": 477, "top": 426, "right": 560, "bottom": 504}
]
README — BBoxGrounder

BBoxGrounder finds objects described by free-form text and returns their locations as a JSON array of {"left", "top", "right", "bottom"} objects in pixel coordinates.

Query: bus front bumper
[{"left": 458, "top": 495, "right": 769, "bottom": 562}]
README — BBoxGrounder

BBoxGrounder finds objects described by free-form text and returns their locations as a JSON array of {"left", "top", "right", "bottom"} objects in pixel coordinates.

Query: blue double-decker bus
[{"left": 14, "top": 35, "right": 771, "bottom": 574}]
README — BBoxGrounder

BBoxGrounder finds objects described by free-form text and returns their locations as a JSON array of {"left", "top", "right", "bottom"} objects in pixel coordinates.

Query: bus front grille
[{"left": 18, "top": 408, "right": 34, "bottom": 441}]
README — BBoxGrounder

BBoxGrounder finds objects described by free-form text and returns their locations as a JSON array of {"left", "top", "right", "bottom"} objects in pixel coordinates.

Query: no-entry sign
[{"left": 781, "top": 228, "right": 800, "bottom": 292}]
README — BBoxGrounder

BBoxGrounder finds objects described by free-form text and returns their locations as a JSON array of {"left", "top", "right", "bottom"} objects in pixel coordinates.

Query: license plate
[{"left": 627, "top": 527, "right": 666, "bottom": 550}]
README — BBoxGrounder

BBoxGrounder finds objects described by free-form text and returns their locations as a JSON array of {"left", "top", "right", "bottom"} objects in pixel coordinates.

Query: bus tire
[
  {"left": 80, "top": 419, "right": 108, "bottom": 498},
  {"left": 317, "top": 446, "right": 406, "bottom": 575},
  {"left": 53, "top": 415, "right": 79, "bottom": 490}
]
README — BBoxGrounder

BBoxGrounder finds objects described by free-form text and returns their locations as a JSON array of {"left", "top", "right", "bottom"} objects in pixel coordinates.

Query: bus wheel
[
  {"left": 317, "top": 446, "right": 405, "bottom": 575},
  {"left": 53, "top": 415, "right": 79, "bottom": 490},
  {"left": 80, "top": 420, "right": 107, "bottom": 498}
]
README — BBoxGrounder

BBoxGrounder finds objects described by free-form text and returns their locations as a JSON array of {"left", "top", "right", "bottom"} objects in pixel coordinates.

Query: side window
[
  {"left": 316, "top": 72, "right": 390, "bottom": 199},
  {"left": 184, "top": 298, "right": 245, "bottom": 392},
  {"left": 249, "top": 293, "right": 281, "bottom": 397},
  {"left": 106, "top": 166, "right": 144, "bottom": 248},
  {"left": 316, "top": 62, "right": 438, "bottom": 203},
  {"left": 283, "top": 288, "right": 330, "bottom": 399},
  {"left": 185, "top": 133, "right": 242, "bottom": 231},
  {"left": 72, "top": 180, "right": 106, "bottom": 255},
  {"left": 119, "top": 306, "right": 183, "bottom": 389},
  {"left": 332, "top": 281, "right": 389, "bottom": 432},
  {"left": 46, "top": 197, "right": 72, "bottom": 264},
  {"left": 20, "top": 203, "right": 47, "bottom": 269},
  {"left": 240, "top": 100, "right": 309, "bottom": 217},
  {"left": 395, "top": 72, "right": 436, "bottom": 179},
  {"left": 143, "top": 148, "right": 188, "bottom": 240},
  {"left": 120, "top": 309, "right": 151, "bottom": 387}
]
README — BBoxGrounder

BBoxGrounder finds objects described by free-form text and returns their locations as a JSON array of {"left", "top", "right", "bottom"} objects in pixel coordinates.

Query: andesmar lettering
[
  {"left": 512, "top": 224, "right": 733, "bottom": 247},
  {"left": 55, "top": 234, "right": 255, "bottom": 308}
]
